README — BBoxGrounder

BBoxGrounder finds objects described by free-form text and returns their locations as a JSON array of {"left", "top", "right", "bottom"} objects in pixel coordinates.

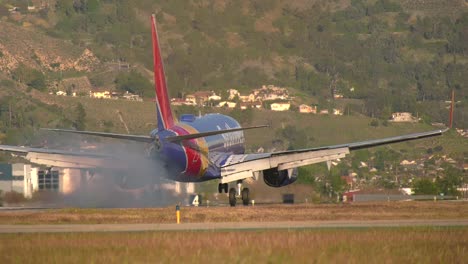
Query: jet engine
[{"left": 263, "top": 168, "right": 298, "bottom": 188}]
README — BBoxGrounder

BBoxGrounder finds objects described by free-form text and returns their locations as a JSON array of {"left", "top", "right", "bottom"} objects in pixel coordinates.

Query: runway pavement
[{"left": 1, "top": 219, "right": 467, "bottom": 233}]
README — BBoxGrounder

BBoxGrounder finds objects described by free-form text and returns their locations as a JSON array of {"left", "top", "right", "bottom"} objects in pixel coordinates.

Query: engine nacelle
[{"left": 263, "top": 168, "right": 298, "bottom": 188}]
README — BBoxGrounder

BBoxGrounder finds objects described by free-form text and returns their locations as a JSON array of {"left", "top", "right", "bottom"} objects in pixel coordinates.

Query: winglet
[{"left": 151, "top": 14, "right": 175, "bottom": 131}]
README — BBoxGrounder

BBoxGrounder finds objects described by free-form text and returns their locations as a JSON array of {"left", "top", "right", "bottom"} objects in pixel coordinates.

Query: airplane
[{"left": 0, "top": 15, "right": 448, "bottom": 206}]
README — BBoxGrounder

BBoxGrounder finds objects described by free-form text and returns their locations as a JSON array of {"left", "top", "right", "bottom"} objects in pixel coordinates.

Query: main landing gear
[
  {"left": 220, "top": 181, "right": 249, "bottom": 207},
  {"left": 218, "top": 183, "right": 228, "bottom": 193}
]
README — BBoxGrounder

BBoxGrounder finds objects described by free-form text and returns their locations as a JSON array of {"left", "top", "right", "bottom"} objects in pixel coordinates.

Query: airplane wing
[
  {"left": 43, "top": 125, "right": 268, "bottom": 144},
  {"left": 166, "top": 125, "right": 268, "bottom": 143},
  {"left": 0, "top": 145, "right": 123, "bottom": 169},
  {"left": 217, "top": 129, "right": 447, "bottom": 184},
  {"left": 41, "top": 129, "right": 153, "bottom": 143}
]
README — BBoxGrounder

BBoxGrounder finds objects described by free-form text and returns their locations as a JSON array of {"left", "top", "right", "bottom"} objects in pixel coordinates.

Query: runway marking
[{"left": 1, "top": 219, "right": 467, "bottom": 233}]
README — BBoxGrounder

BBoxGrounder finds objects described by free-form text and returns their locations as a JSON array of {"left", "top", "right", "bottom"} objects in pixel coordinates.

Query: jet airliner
[{"left": 0, "top": 15, "right": 447, "bottom": 206}]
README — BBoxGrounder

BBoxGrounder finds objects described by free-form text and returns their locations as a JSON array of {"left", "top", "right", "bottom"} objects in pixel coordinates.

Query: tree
[
  {"left": 413, "top": 178, "right": 437, "bottom": 195},
  {"left": 11, "top": 65, "right": 46, "bottom": 91},
  {"left": 55, "top": 0, "right": 75, "bottom": 17},
  {"left": 73, "top": 103, "right": 86, "bottom": 130},
  {"left": 435, "top": 166, "right": 462, "bottom": 196},
  {"left": 277, "top": 125, "right": 309, "bottom": 149},
  {"left": 114, "top": 70, "right": 153, "bottom": 97}
]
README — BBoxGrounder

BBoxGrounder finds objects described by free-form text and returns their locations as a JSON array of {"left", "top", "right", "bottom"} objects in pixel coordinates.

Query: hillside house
[
  {"left": 319, "top": 109, "right": 329, "bottom": 115},
  {"left": 456, "top": 129, "right": 468, "bottom": 138},
  {"left": 270, "top": 102, "right": 290, "bottom": 111},
  {"left": 56, "top": 91, "right": 67, "bottom": 96},
  {"left": 185, "top": 95, "right": 196, "bottom": 105},
  {"left": 171, "top": 98, "right": 188, "bottom": 105},
  {"left": 333, "top": 93, "right": 344, "bottom": 99},
  {"left": 239, "top": 93, "right": 256, "bottom": 102},
  {"left": 252, "top": 85, "right": 289, "bottom": 101},
  {"left": 333, "top": 108, "right": 343, "bottom": 115},
  {"left": 390, "top": 112, "right": 418, "bottom": 123},
  {"left": 184, "top": 91, "right": 219, "bottom": 106},
  {"left": 217, "top": 101, "right": 237, "bottom": 108},
  {"left": 193, "top": 91, "right": 212, "bottom": 105},
  {"left": 208, "top": 94, "right": 221, "bottom": 101},
  {"left": 122, "top": 91, "right": 142, "bottom": 101},
  {"left": 299, "top": 104, "right": 317, "bottom": 114},
  {"left": 227, "top": 89, "right": 240, "bottom": 100},
  {"left": 90, "top": 90, "right": 111, "bottom": 99},
  {"left": 240, "top": 101, "right": 262, "bottom": 110},
  {"left": 8, "top": 7, "right": 19, "bottom": 12}
]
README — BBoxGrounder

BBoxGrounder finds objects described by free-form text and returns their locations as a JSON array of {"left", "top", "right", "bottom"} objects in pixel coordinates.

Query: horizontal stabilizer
[
  {"left": 166, "top": 125, "right": 268, "bottom": 143},
  {"left": 41, "top": 128, "right": 153, "bottom": 143}
]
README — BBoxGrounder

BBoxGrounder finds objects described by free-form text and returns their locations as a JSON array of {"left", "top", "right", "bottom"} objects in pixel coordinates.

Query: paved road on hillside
[{"left": 1, "top": 219, "right": 467, "bottom": 233}]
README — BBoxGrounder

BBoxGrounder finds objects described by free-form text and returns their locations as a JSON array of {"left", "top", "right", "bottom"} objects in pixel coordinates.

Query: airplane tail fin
[{"left": 151, "top": 14, "right": 175, "bottom": 131}]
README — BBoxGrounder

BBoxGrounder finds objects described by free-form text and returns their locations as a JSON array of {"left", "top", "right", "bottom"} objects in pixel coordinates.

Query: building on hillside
[
  {"left": 455, "top": 128, "right": 468, "bottom": 138},
  {"left": 254, "top": 85, "right": 289, "bottom": 101},
  {"left": 333, "top": 93, "right": 344, "bottom": 99},
  {"left": 56, "top": 90, "right": 67, "bottom": 96},
  {"left": 389, "top": 112, "right": 419, "bottom": 123},
  {"left": 270, "top": 102, "right": 290, "bottom": 111},
  {"left": 227, "top": 89, "right": 240, "bottom": 100},
  {"left": 239, "top": 94, "right": 249, "bottom": 102},
  {"left": 122, "top": 91, "right": 142, "bottom": 101},
  {"left": 192, "top": 91, "right": 216, "bottom": 106},
  {"left": 90, "top": 90, "right": 112, "bottom": 99},
  {"left": 171, "top": 98, "right": 188, "bottom": 106},
  {"left": 299, "top": 104, "right": 317, "bottom": 114},
  {"left": 8, "top": 7, "right": 19, "bottom": 12},
  {"left": 240, "top": 101, "right": 262, "bottom": 110},
  {"left": 208, "top": 94, "right": 222, "bottom": 101},
  {"left": 333, "top": 108, "right": 343, "bottom": 115},
  {"left": 217, "top": 101, "right": 237, "bottom": 108},
  {"left": 319, "top": 109, "right": 329, "bottom": 115},
  {"left": 185, "top": 95, "right": 196, "bottom": 105}
]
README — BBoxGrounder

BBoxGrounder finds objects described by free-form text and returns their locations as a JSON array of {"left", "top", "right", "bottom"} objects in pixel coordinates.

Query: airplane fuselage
[{"left": 151, "top": 113, "right": 245, "bottom": 182}]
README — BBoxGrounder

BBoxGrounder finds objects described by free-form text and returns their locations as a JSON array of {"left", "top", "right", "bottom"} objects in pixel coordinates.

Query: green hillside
[
  {"left": 0, "top": 0, "right": 467, "bottom": 174},
  {"left": 0, "top": 0, "right": 466, "bottom": 126}
]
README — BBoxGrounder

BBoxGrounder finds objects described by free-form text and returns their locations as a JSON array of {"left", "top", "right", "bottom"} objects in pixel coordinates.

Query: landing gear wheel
[
  {"left": 229, "top": 188, "right": 237, "bottom": 207},
  {"left": 218, "top": 183, "right": 223, "bottom": 194},
  {"left": 242, "top": 188, "right": 250, "bottom": 206},
  {"left": 223, "top": 183, "right": 228, "bottom": 193}
]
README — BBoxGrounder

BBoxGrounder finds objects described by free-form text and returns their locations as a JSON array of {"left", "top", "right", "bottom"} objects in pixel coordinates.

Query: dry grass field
[
  {"left": 0, "top": 201, "right": 467, "bottom": 225},
  {"left": 1, "top": 202, "right": 467, "bottom": 263},
  {"left": 0, "top": 227, "right": 466, "bottom": 263}
]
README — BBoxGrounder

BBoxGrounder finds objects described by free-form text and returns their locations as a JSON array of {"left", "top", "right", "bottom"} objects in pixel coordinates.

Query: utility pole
[
  {"left": 8, "top": 102, "right": 12, "bottom": 128},
  {"left": 449, "top": 90, "right": 454, "bottom": 128}
]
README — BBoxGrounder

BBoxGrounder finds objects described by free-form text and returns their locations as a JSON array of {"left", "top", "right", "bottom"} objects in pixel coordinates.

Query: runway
[{"left": 1, "top": 219, "right": 467, "bottom": 233}]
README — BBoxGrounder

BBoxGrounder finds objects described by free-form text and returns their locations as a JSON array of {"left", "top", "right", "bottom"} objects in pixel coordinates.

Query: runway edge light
[{"left": 176, "top": 204, "right": 181, "bottom": 224}]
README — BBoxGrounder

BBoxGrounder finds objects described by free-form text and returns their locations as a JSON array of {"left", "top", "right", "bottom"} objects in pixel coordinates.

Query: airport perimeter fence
[{"left": 352, "top": 194, "right": 458, "bottom": 202}]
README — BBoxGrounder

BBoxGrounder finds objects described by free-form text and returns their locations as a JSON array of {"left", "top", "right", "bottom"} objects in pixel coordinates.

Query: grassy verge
[
  {"left": 0, "top": 227, "right": 466, "bottom": 263},
  {"left": 0, "top": 202, "right": 467, "bottom": 225}
]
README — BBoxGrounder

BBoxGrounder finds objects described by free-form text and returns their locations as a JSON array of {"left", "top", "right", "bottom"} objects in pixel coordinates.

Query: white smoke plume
[{"left": 37, "top": 131, "right": 184, "bottom": 208}]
